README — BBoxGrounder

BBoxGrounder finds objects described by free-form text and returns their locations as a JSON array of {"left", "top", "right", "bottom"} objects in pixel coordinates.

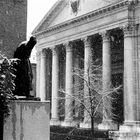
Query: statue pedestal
[
  {"left": 3, "top": 100, "right": 50, "bottom": 140},
  {"left": 14, "top": 95, "right": 41, "bottom": 101}
]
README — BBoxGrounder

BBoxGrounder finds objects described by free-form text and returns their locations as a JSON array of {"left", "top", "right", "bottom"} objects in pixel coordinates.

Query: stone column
[
  {"left": 137, "top": 24, "right": 140, "bottom": 121},
  {"left": 123, "top": 24, "right": 135, "bottom": 124},
  {"left": 51, "top": 46, "right": 60, "bottom": 124},
  {"left": 36, "top": 51, "right": 41, "bottom": 98},
  {"left": 81, "top": 36, "right": 92, "bottom": 128},
  {"left": 115, "top": 25, "right": 140, "bottom": 140},
  {"left": 63, "top": 42, "right": 74, "bottom": 126},
  {"left": 39, "top": 49, "right": 47, "bottom": 101},
  {"left": 101, "top": 31, "right": 113, "bottom": 128}
]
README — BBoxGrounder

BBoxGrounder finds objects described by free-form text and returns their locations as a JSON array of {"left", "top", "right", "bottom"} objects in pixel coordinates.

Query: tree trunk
[{"left": 91, "top": 116, "right": 94, "bottom": 140}]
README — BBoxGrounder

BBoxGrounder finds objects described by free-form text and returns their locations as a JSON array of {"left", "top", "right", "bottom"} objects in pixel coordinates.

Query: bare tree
[{"left": 59, "top": 57, "right": 122, "bottom": 140}]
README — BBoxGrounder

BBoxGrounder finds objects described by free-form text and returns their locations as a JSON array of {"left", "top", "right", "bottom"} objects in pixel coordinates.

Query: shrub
[
  {"left": 50, "top": 125, "right": 109, "bottom": 140},
  {"left": 0, "top": 55, "right": 16, "bottom": 121}
]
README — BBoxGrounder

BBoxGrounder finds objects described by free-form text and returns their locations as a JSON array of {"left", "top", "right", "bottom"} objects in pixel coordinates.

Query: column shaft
[
  {"left": 118, "top": 25, "right": 140, "bottom": 134},
  {"left": 51, "top": 46, "right": 59, "bottom": 122},
  {"left": 123, "top": 24, "right": 135, "bottom": 122},
  {"left": 83, "top": 36, "right": 92, "bottom": 126},
  {"left": 64, "top": 42, "right": 73, "bottom": 122},
  {"left": 36, "top": 51, "right": 41, "bottom": 98},
  {"left": 39, "top": 49, "right": 47, "bottom": 101},
  {"left": 102, "top": 31, "right": 111, "bottom": 121}
]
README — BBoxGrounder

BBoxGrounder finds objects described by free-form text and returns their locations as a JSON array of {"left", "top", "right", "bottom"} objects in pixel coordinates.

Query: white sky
[
  {"left": 27, "top": 0, "right": 57, "bottom": 39},
  {"left": 27, "top": 0, "right": 57, "bottom": 62}
]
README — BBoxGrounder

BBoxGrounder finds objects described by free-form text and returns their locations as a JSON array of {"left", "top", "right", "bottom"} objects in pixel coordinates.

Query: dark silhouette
[{"left": 14, "top": 36, "right": 37, "bottom": 97}]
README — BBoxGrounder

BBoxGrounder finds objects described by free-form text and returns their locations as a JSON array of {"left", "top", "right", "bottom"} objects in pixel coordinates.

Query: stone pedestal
[{"left": 4, "top": 100, "right": 50, "bottom": 140}]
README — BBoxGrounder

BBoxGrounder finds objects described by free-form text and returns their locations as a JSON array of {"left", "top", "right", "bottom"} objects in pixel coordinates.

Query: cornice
[
  {"left": 37, "top": 17, "right": 131, "bottom": 50},
  {"left": 33, "top": 0, "right": 138, "bottom": 37}
]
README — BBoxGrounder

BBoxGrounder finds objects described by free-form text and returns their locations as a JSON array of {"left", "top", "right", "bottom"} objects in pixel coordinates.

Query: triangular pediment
[{"left": 33, "top": 0, "right": 121, "bottom": 34}]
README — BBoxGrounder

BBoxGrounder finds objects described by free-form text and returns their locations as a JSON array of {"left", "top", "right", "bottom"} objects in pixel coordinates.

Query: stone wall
[
  {"left": 0, "top": 0, "right": 27, "bottom": 58},
  {"left": 3, "top": 100, "right": 50, "bottom": 140}
]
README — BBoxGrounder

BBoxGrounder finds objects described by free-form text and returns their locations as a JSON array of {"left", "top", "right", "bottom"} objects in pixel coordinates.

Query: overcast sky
[{"left": 27, "top": 0, "right": 57, "bottom": 38}]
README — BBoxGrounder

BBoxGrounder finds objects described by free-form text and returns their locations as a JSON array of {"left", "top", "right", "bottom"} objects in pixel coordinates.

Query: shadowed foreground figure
[{"left": 14, "top": 36, "right": 37, "bottom": 97}]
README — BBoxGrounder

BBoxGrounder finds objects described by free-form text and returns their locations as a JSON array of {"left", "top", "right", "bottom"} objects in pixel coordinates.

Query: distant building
[
  {"left": 0, "top": 0, "right": 27, "bottom": 58},
  {"left": 33, "top": 0, "right": 140, "bottom": 139},
  {"left": 30, "top": 48, "right": 37, "bottom": 63},
  {"left": 30, "top": 48, "right": 37, "bottom": 97}
]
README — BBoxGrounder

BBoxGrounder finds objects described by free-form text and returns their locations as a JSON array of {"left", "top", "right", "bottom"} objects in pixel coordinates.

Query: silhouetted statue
[{"left": 14, "top": 36, "right": 37, "bottom": 97}]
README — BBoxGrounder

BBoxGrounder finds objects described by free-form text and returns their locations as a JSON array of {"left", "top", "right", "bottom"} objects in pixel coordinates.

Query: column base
[
  {"left": 109, "top": 121, "right": 140, "bottom": 140},
  {"left": 98, "top": 120, "right": 118, "bottom": 130},
  {"left": 123, "top": 121, "right": 140, "bottom": 126},
  {"left": 50, "top": 118, "right": 60, "bottom": 126},
  {"left": 80, "top": 117, "right": 91, "bottom": 128},
  {"left": 119, "top": 121, "right": 140, "bottom": 132},
  {"left": 80, "top": 122, "right": 91, "bottom": 128},
  {"left": 61, "top": 119, "right": 78, "bottom": 127},
  {"left": 80, "top": 122, "right": 99, "bottom": 129}
]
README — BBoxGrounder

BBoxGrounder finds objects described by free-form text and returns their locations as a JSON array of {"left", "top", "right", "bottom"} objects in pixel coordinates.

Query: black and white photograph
[{"left": 0, "top": 0, "right": 140, "bottom": 140}]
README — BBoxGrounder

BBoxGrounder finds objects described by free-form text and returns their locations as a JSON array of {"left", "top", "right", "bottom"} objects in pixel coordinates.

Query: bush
[
  {"left": 0, "top": 56, "right": 16, "bottom": 121},
  {"left": 50, "top": 125, "right": 110, "bottom": 140}
]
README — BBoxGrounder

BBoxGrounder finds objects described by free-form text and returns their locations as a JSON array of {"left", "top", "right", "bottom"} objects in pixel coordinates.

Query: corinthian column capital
[
  {"left": 41, "top": 49, "right": 47, "bottom": 58},
  {"left": 36, "top": 51, "right": 41, "bottom": 61},
  {"left": 51, "top": 46, "right": 58, "bottom": 56},
  {"left": 122, "top": 23, "right": 135, "bottom": 37},
  {"left": 64, "top": 41, "right": 73, "bottom": 52},
  {"left": 81, "top": 36, "right": 92, "bottom": 48},
  {"left": 100, "top": 31, "right": 110, "bottom": 42}
]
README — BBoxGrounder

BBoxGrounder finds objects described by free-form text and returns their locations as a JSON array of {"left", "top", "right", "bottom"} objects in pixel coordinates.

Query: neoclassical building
[{"left": 32, "top": 0, "right": 140, "bottom": 135}]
